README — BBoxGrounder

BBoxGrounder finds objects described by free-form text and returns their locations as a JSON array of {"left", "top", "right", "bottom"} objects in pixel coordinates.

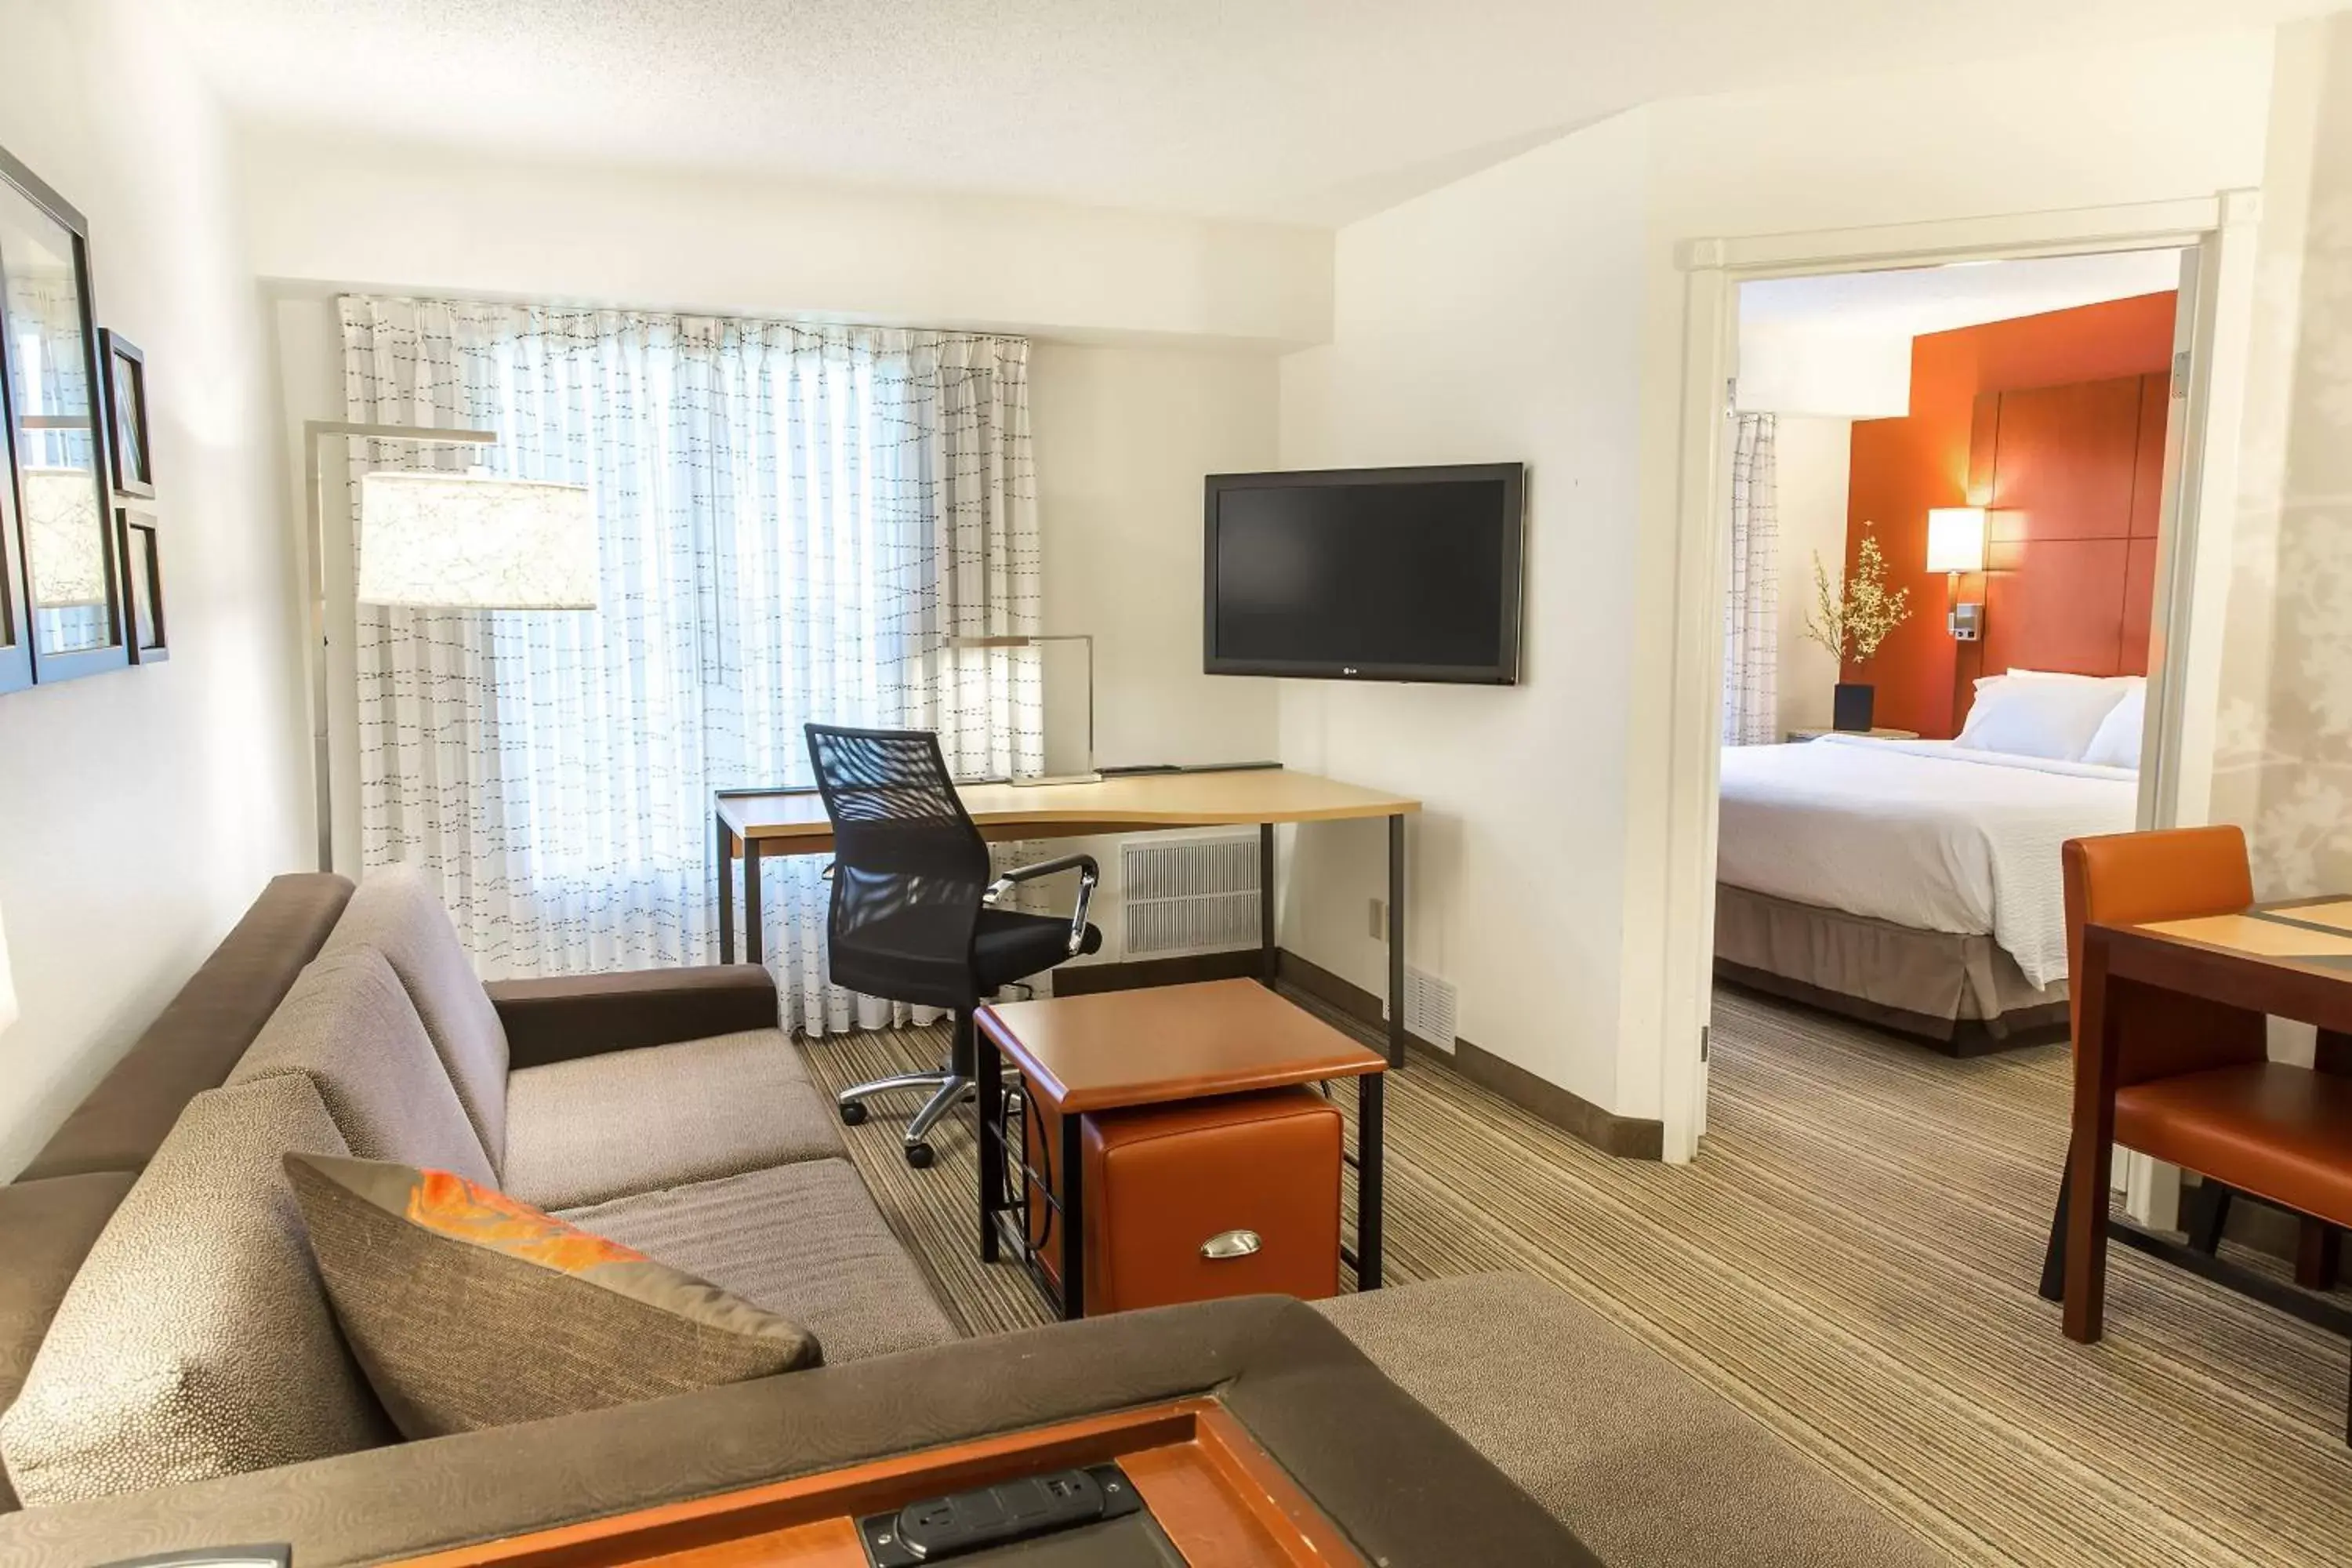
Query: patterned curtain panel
[
  {"left": 1721, "top": 412, "right": 1780, "bottom": 746},
  {"left": 338, "top": 296, "right": 1043, "bottom": 1034}
]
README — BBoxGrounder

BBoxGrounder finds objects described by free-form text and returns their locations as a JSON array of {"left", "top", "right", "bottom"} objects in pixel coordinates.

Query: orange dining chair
[{"left": 2040, "top": 824, "right": 2352, "bottom": 1441}]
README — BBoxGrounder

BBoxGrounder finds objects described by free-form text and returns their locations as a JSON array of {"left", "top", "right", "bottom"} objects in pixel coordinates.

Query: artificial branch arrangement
[{"left": 1802, "top": 526, "right": 1911, "bottom": 666}]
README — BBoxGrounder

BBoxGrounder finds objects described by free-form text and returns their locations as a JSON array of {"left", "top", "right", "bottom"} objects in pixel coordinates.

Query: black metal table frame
[
  {"left": 716, "top": 797, "right": 1413, "bottom": 1069},
  {"left": 972, "top": 1037, "right": 1386, "bottom": 1322}
]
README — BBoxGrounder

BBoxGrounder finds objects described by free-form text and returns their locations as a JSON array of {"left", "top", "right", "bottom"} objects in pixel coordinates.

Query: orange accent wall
[{"left": 1842, "top": 292, "right": 2176, "bottom": 737}]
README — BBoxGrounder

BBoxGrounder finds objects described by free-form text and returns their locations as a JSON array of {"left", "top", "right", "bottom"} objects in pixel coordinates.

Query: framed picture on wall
[
  {"left": 116, "top": 505, "right": 166, "bottom": 662},
  {"left": 2, "top": 141, "right": 131, "bottom": 683},
  {"left": 100, "top": 330, "right": 154, "bottom": 500}
]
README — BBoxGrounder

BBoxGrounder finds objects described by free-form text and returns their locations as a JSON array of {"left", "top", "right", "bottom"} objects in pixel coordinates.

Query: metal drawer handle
[{"left": 1201, "top": 1229, "right": 1262, "bottom": 1261}]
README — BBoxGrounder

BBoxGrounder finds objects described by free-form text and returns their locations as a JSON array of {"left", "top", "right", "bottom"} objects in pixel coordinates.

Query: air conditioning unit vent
[
  {"left": 1402, "top": 965, "right": 1459, "bottom": 1050},
  {"left": 1121, "top": 833, "right": 1260, "bottom": 957}
]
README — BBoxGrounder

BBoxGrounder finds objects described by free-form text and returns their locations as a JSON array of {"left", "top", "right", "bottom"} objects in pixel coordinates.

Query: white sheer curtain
[
  {"left": 1722, "top": 412, "right": 1780, "bottom": 746},
  {"left": 338, "top": 297, "right": 1043, "bottom": 1034}
]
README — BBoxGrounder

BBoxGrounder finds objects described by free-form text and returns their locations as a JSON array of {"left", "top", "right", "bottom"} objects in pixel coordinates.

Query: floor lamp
[{"left": 303, "top": 420, "right": 597, "bottom": 873}]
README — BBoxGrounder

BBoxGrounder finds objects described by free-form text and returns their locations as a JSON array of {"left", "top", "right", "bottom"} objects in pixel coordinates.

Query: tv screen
[{"left": 1203, "top": 463, "right": 1523, "bottom": 684}]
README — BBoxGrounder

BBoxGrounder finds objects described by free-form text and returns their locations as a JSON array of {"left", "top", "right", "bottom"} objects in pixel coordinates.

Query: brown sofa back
[{"left": 0, "top": 873, "right": 353, "bottom": 1513}]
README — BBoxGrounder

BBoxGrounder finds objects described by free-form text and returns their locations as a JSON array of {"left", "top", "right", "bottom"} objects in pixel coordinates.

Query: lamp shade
[
  {"left": 358, "top": 472, "right": 598, "bottom": 610},
  {"left": 1925, "top": 507, "right": 1987, "bottom": 574},
  {"left": 22, "top": 466, "right": 108, "bottom": 608},
  {"left": 0, "top": 900, "right": 17, "bottom": 1039}
]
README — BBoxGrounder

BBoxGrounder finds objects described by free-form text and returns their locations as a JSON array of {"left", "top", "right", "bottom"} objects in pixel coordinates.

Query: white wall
[
  {"left": 1276, "top": 27, "right": 2278, "bottom": 1142},
  {"left": 0, "top": 1, "right": 307, "bottom": 1177},
  {"left": 1736, "top": 325, "right": 1910, "bottom": 419},
  {"left": 239, "top": 129, "right": 1331, "bottom": 350},
  {"left": 1770, "top": 416, "right": 1854, "bottom": 734},
  {"left": 1277, "top": 109, "right": 1653, "bottom": 1104}
]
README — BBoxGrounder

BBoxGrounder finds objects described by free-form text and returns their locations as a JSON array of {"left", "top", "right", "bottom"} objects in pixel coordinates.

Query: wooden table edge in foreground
[
  {"left": 713, "top": 767, "right": 1424, "bottom": 1066},
  {"left": 2061, "top": 902, "right": 2352, "bottom": 1348},
  {"left": 975, "top": 979, "right": 1389, "bottom": 1320},
  {"left": 382, "top": 1397, "right": 1363, "bottom": 1568}
]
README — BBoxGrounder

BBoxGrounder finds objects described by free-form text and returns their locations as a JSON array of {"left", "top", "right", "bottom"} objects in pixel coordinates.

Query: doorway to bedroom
[{"left": 1709, "top": 249, "right": 2186, "bottom": 1066}]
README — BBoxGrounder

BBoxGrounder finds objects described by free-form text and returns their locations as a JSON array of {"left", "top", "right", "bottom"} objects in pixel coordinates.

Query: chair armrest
[
  {"left": 486, "top": 965, "right": 780, "bottom": 1069},
  {"left": 985, "top": 854, "right": 1101, "bottom": 956}
]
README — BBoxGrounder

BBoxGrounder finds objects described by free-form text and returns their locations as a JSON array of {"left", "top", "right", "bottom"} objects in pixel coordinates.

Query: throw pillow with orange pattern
[{"left": 284, "top": 1153, "right": 820, "bottom": 1437}]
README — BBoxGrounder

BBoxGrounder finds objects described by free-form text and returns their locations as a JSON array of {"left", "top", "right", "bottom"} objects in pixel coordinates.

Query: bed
[{"left": 1714, "top": 732, "right": 2140, "bottom": 1054}]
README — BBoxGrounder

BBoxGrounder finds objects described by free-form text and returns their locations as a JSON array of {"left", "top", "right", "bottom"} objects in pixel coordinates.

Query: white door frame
[{"left": 1657, "top": 191, "right": 2263, "bottom": 1170}]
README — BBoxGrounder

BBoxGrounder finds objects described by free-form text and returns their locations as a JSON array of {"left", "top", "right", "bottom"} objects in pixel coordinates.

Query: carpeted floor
[{"left": 797, "top": 985, "right": 2352, "bottom": 1567}]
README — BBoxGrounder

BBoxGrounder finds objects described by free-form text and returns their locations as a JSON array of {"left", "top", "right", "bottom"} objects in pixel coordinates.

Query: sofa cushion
[
  {"left": 22, "top": 873, "right": 354, "bottom": 1182},
  {"left": 503, "top": 1029, "right": 844, "bottom": 1210},
  {"left": 321, "top": 865, "right": 510, "bottom": 1168},
  {"left": 1315, "top": 1274, "right": 1947, "bottom": 1568},
  {"left": 229, "top": 948, "right": 495, "bottom": 1186},
  {"left": 0, "top": 1076, "right": 394, "bottom": 1505},
  {"left": 559, "top": 1158, "right": 956, "bottom": 1363},
  {"left": 286, "top": 1154, "right": 820, "bottom": 1439},
  {"left": 0, "top": 1171, "right": 136, "bottom": 1512}
]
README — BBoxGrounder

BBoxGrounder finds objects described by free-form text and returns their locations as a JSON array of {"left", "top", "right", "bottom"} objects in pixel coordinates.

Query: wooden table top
[
  {"left": 2112, "top": 899, "right": 2352, "bottom": 970},
  {"left": 2095, "top": 898, "right": 2352, "bottom": 1033},
  {"left": 978, "top": 979, "right": 1388, "bottom": 1115},
  {"left": 718, "top": 768, "right": 1420, "bottom": 844},
  {"left": 383, "top": 1398, "right": 1361, "bottom": 1568}
]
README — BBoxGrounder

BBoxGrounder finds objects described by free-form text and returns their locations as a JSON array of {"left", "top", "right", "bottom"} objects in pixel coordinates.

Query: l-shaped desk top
[
  {"left": 717, "top": 767, "right": 1421, "bottom": 850},
  {"left": 713, "top": 767, "right": 1421, "bottom": 1064}
]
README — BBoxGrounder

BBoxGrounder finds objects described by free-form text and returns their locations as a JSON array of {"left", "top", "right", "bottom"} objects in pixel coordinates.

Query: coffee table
[{"left": 975, "top": 979, "right": 1388, "bottom": 1320}]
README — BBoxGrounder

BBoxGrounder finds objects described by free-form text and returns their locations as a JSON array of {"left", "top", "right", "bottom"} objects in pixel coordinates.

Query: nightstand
[{"left": 1784, "top": 727, "right": 1921, "bottom": 742}]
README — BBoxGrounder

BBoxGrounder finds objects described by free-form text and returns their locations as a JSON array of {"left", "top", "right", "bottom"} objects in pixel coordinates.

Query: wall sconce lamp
[{"left": 1925, "top": 507, "right": 1987, "bottom": 641}]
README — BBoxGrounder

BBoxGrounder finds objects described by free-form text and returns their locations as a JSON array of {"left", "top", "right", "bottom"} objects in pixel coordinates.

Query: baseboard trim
[{"left": 1276, "top": 949, "right": 1666, "bottom": 1161}]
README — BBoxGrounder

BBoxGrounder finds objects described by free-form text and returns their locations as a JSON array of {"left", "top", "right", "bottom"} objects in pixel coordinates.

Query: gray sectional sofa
[{"left": 0, "top": 869, "right": 1942, "bottom": 1567}]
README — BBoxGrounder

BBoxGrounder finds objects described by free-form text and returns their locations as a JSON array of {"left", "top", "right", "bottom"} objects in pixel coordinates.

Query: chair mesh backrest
[{"left": 803, "top": 725, "right": 992, "bottom": 1011}]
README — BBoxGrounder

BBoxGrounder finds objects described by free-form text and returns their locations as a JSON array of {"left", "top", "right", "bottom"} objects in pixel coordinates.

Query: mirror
[{"left": 0, "top": 162, "right": 121, "bottom": 671}]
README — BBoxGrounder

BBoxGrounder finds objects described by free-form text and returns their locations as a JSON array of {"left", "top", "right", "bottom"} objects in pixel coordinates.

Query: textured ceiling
[{"left": 163, "top": 1, "right": 2309, "bottom": 223}]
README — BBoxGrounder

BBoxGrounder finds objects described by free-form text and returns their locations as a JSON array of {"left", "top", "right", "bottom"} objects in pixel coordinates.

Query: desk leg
[
  {"left": 2063, "top": 935, "right": 2118, "bottom": 1343},
  {"left": 978, "top": 1031, "right": 1003, "bottom": 1264},
  {"left": 716, "top": 813, "right": 736, "bottom": 966},
  {"left": 1060, "top": 1110, "right": 1086, "bottom": 1320},
  {"left": 744, "top": 843, "right": 764, "bottom": 967},
  {"left": 1259, "top": 822, "right": 1277, "bottom": 987},
  {"left": 1357, "top": 1074, "right": 1385, "bottom": 1292},
  {"left": 1387, "top": 814, "right": 1406, "bottom": 1069}
]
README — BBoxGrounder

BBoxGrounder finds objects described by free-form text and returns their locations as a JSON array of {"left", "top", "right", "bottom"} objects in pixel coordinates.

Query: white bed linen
[{"left": 1716, "top": 736, "right": 2139, "bottom": 987}]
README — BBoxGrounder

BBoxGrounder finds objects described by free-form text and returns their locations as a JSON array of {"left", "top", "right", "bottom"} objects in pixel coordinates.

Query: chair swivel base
[{"left": 837, "top": 1068, "right": 975, "bottom": 1168}]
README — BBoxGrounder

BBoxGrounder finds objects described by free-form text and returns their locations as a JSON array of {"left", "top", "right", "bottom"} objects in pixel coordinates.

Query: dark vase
[{"left": 1832, "top": 683, "right": 1875, "bottom": 732}]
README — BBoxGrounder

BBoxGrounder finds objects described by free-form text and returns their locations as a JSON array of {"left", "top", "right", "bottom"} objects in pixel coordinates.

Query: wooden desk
[
  {"left": 716, "top": 768, "right": 1423, "bottom": 1065},
  {"left": 975, "top": 980, "right": 1389, "bottom": 1319},
  {"left": 2065, "top": 898, "right": 2352, "bottom": 1345}
]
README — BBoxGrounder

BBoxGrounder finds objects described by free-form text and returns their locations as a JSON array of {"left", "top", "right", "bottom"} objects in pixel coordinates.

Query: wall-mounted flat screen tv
[{"left": 1203, "top": 463, "right": 1524, "bottom": 684}]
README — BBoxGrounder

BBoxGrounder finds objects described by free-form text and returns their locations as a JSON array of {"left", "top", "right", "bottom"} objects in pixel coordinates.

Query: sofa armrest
[{"left": 487, "top": 966, "right": 780, "bottom": 1068}]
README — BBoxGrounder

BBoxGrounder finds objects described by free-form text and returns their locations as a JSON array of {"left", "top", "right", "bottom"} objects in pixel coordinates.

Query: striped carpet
[{"left": 797, "top": 986, "right": 2352, "bottom": 1566}]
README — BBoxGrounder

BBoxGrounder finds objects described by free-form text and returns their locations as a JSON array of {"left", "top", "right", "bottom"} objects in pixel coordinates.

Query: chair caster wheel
[
  {"left": 840, "top": 1102, "right": 869, "bottom": 1127},
  {"left": 904, "top": 1142, "right": 935, "bottom": 1170}
]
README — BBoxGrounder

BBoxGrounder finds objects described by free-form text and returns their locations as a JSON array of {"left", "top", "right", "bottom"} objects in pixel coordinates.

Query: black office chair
[{"left": 804, "top": 724, "right": 1103, "bottom": 1167}]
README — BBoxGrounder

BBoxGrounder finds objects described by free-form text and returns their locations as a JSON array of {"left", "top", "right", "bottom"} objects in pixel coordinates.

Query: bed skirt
[{"left": 1712, "top": 884, "right": 2069, "bottom": 1057}]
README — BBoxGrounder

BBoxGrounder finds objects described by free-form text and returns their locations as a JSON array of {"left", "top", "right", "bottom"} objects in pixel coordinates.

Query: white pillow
[
  {"left": 2081, "top": 679, "right": 2147, "bottom": 770},
  {"left": 1955, "top": 672, "right": 2136, "bottom": 761}
]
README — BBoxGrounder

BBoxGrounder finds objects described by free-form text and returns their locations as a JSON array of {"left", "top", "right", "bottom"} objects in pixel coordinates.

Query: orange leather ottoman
[{"left": 1025, "top": 1087, "right": 1343, "bottom": 1316}]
